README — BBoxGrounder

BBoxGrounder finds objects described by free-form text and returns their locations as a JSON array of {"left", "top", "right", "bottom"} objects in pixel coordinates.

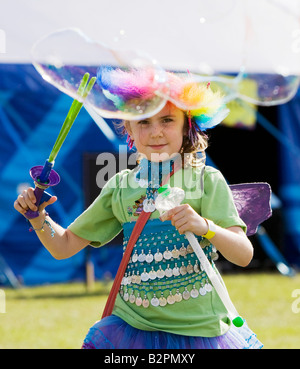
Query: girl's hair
[
  {"left": 181, "top": 113, "right": 208, "bottom": 167},
  {"left": 114, "top": 111, "right": 208, "bottom": 168}
]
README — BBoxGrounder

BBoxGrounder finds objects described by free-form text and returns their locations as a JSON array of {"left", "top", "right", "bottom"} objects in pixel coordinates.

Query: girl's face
[{"left": 125, "top": 103, "right": 186, "bottom": 161}]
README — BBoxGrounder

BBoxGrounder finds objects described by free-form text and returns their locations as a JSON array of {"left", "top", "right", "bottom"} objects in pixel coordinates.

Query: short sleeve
[
  {"left": 67, "top": 172, "right": 125, "bottom": 247},
  {"left": 200, "top": 167, "right": 247, "bottom": 233}
]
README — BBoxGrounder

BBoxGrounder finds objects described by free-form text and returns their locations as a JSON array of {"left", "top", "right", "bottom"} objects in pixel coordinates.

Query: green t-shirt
[{"left": 68, "top": 165, "right": 246, "bottom": 337}]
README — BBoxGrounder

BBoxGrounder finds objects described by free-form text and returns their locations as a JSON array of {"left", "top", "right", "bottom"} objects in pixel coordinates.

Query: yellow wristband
[{"left": 202, "top": 218, "right": 216, "bottom": 239}]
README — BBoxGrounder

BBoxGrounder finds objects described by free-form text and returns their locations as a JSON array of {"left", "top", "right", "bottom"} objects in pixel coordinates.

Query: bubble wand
[
  {"left": 25, "top": 73, "right": 96, "bottom": 219},
  {"left": 155, "top": 185, "right": 244, "bottom": 328}
]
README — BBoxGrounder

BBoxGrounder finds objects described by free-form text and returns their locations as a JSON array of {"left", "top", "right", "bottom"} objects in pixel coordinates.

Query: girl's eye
[
  {"left": 138, "top": 120, "right": 149, "bottom": 125},
  {"left": 162, "top": 118, "right": 173, "bottom": 123}
]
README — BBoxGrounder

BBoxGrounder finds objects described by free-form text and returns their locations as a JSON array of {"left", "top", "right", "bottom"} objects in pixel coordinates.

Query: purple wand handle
[
  {"left": 25, "top": 164, "right": 60, "bottom": 219},
  {"left": 25, "top": 187, "right": 48, "bottom": 219}
]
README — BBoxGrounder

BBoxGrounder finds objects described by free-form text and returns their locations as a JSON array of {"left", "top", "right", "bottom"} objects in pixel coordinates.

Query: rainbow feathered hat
[{"left": 96, "top": 66, "right": 230, "bottom": 131}]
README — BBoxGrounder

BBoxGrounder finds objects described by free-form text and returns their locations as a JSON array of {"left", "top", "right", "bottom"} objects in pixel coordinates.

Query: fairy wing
[{"left": 229, "top": 183, "right": 272, "bottom": 236}]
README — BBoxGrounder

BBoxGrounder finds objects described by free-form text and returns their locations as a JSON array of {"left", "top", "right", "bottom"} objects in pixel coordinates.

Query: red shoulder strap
[{"left": 101, "top": 210, "right": 151, "bottom": 318}]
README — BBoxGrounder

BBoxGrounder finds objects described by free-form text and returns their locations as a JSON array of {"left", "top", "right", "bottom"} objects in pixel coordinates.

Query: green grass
[
  {"left": 225, "top": 273, "right": 300, "bottom": 349},
  {"left": 0, "top": 273, "right": 300, "bottom": 349},
  {"left": 0, "top": 282, "right": 111, "bottom": 349}
]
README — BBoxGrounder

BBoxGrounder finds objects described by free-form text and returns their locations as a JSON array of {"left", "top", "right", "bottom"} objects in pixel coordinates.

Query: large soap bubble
[
  {"left": 235, "top": 0, "right": 300, "bottom": 105},
  {"left": 31, "top": 13, "right": 300, "bottom": 125},
  {"left": 154, "top": 0, "right": 300, "bottom": 107},
  {"left": 157, "top": 69, "right": 300, "bottom": 111},
  {"left": 235, "top": 72, "right": 300, "bottom": 106},
  {"left": 203, "top": 71, "right": 300, "bottom": 107},
  {"left": 31, "top": 28, "right": 167, "bottom": 120}
]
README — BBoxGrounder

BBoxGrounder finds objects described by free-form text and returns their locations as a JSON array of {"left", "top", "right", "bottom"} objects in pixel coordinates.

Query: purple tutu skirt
[{"left": 81, "top": 315, "right": 263, "bottom": 349}]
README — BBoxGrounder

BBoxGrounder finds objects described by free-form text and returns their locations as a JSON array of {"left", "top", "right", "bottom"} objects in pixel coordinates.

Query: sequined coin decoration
[
  {"left": 149, "top": 267, "right": 157, "bottom": 280},
  {"left": 146, "top": 250, "right": 154, "bottom": 263},
  {"left": 182, "top": 287, "right": 190, "bottom": 300},
  {"left": 191, "top": 285, "right": 199, "bottom": 298},
  {"left": 159, "top": 294, "right": 167, "bottom": 307},
  {"left": 135, "top": 294, "right": 143, "bottom": 306},
  {"left": 179, "top": 245, "right": 187, "bottom": 257},
  {"left": 205, "top": 283, "right": 213, "bottom": 292},
  {"left": 150, "top": 294, "right": 160, "bottom": 307},
  {"left": 124, "top": 289, "right": 129, "bottom": 302},
  {"left": 163, "top": 247, "right": 172, "bottom": 260},
  {"left": 120, "top": 222, "right": 217, "bottom": 308},
  {"left": 186, "top": 261, "right": 194, "bottom": 274},
  {"left": 173, "top": 264, "right": 180, "bottom": 276},
  {"left": 135, "top": 272, "right": 141, "bottom": 284},
  {"left": 194, "top": 261, "right": 200, "bottom": 273},
  {"left": 199, "top": 285, "right": 207, "bottom": 296},
  {"left": 154, "top": 249, "right": 163, "bottom": 262},
  {"left": 165, "top": 265, "right": 173, "bottom": 278},
  {"left": 157, "top": 266, "right": 165, "bottom": 279},
  {"left": 141, "top": 269, "right": 149, "bottom": 282},
  {"left": 129, "top": 292, "right": 136, "bottom": 303},
  {"left": 132, "top": 250, "right": 138, "bottom": 263},
  {"left": 138, "top": 250, "right": 146, "bottom": 262},
  {"left": 143, "top": 197, "right": 156, "bottom": 213},
  {"left": 131, "top": 272, "right": 137, "bottom": 284},
  {"left": 143, "top": 297, "right": 150, "bottom": 308},
  {"left": 174, "top": 289, "right": 182, "bottom": 302},
  {"left": 180, "top": 262, "right": 187, "bottom": 276},
  {"left": 167, "top": 291, "right": 176, "bottom": 305},
  {"left": 172, "top": 246, "right": 180, "bottom": 259},
  {"left": 187, "top": 244, "right": 194, "bottom": 253}
]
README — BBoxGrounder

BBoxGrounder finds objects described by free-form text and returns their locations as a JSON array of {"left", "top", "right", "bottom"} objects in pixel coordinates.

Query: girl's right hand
[{"left": 14, "top": 187, "right": 57, "bottom": 217}]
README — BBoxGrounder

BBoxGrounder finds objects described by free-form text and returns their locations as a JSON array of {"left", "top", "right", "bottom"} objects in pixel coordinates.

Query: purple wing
[{"left": 229, "top": 183, "right": 272, "bottom": 236}]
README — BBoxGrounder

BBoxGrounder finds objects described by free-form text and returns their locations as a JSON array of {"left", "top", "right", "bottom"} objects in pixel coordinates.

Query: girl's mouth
[{"left": 149, "top": 144, "right": 167, "bottom": 150}]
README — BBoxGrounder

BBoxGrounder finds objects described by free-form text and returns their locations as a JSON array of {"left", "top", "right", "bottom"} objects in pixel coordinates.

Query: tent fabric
[
  {"left": 0, "top": 64, "right": 123, "bottom": 285},
  {"left": 278, "top": 90, "right": 300, "bottom": 267}
]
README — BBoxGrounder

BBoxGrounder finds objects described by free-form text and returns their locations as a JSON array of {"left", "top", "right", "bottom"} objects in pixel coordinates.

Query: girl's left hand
[{"left": 160, "top": 204, "right": 208, "bottom": 236}]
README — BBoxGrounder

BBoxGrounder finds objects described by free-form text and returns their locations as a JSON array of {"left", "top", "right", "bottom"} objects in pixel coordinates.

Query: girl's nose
[{"left": 150, "top": 123, "right": 163, "bottom": 137}]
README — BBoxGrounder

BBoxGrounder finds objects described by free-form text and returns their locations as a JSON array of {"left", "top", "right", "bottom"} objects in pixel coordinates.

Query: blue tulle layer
[{"left": 81, "top": 315, "right": 263, "bottom": 349}]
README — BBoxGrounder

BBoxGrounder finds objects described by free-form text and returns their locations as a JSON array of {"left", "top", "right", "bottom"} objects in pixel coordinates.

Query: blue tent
[
  {"left": 0, "top": 64, "right": 125, "bottom": 286},
  {"left": 278, "top": 90, "right": 300, "bottom": 267}
]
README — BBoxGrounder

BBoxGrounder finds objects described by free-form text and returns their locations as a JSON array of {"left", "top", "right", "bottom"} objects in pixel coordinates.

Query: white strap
[{"left": 185, "top": 231, "right": 240, "bottom": 322}]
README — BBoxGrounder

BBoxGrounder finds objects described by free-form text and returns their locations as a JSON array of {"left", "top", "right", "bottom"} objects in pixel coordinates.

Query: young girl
[{"left": 14, "top": 69, "right": 263, "bottom": 349}]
